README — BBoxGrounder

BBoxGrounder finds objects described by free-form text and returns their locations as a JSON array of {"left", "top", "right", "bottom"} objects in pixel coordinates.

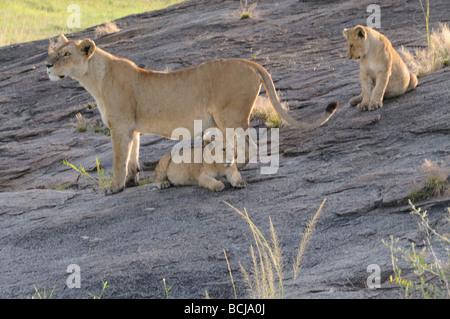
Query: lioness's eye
[
  {"left": 350, "top": 44, "right": 353, "bottom": 49},
  {"left": 63, "top": 52, "right": 71, "bottom": 57}
]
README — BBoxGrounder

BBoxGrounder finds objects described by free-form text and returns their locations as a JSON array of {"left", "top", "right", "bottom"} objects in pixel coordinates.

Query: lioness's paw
[
  {"left": 104, "top": 184, "right": 124, "bottom": 195},
  {"left": 232, "top": 179, "right": 247, "bottom": 188},
  {"left": 156, "top": 181, "right": 171, "bottom": 189},
  {"left": 125, "top": 175, "right": 140, "bottom": 188}
]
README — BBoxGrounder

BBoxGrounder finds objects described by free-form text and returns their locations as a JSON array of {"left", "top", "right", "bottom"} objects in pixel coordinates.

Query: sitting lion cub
[
  {"left": 343, "top": 25, "right": 417, "bottom": 111},
  {"left": 155, "top": 139, "right": 247, "bottom": 192}
]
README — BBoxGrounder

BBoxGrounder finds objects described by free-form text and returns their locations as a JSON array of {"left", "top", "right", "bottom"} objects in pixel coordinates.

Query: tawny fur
[
  {"left": 46, "top": 34, "right": 337, "bottom": 195},
  {"left": 155, "top": 149, "right": 246, "bottom": 192},
  {"left": 343, "top": 25, "right": 417, "bottom": 111}
]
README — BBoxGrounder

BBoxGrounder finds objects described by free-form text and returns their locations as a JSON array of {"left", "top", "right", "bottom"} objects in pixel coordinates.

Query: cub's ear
[
  {"left": 353, "top": 26, "right": 367, "bottom": 39},
  {"left": 342, "top": 28, "right": 350, "bottom": 39},
  {"left": 78, "top": 39, "right": 96, "bottom": 58}
]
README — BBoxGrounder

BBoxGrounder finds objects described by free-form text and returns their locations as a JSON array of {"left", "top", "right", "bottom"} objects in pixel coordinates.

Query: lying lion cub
[
  {"left": 343, "top": 25, "right": 417, "bottom": 111},
  {"left": 155, "top": 142, "right": 246, "bottom": 192}
]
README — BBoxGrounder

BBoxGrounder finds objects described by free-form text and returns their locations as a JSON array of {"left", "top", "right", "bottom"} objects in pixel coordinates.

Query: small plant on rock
[
  {"left": 383, "top": 201, "right": 450, "bottom": 299},
  {"left": 240, "top": 0, "right": 258, "bottom": 20},
  {"left": 62, "top": 157, "right": 112, "bottom": 189},
  {"left": 251, "top": 96, "right": 288, "bottom": 128},
  {"left": 409, "top": 159, "right": 450, "bottom": 202}
]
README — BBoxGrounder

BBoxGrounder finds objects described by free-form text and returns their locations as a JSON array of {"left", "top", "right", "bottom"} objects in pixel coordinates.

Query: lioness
[
  {"left": 342, "top": 25, "right": 417, "bottom": 111},
  {"left": 155, "top": 142, "right": 246, "bottom": 192},
  {"left": 46, "top": 34, "right": 338, "bottom": 195}
]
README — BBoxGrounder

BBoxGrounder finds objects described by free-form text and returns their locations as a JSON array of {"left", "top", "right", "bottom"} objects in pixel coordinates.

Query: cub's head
[
  {"left": 203, "top": 128, "right": 235, "bottom": 167},
  {"left": 342, "top": 25, "right": 369, "bottom": 60},
  {"left": 46, "top": 34, "right": 96, "bottom": 81}
]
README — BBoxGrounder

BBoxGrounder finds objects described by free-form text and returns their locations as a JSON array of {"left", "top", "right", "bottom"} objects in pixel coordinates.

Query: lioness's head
[
  {"left": 342, "top": 25, "right": 369, "bottom": 60},
  {"left": 46, "top": 34, "right": 96, "bottom": 81}
]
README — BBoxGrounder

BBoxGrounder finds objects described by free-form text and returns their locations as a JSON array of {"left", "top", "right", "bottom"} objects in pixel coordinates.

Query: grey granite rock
[{"left": 0, "top": 0, "right": 449, "bottom": 298}]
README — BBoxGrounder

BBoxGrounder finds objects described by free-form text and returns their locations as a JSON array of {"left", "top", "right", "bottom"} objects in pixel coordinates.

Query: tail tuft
[{"left": 326, "top": 100, "right": 339, "bottom": 114}]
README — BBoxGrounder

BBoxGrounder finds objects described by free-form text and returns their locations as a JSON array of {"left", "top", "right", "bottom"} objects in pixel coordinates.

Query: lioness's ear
[
  {"left": 353, "top": 26, "right": 367, "bottom": 39},
  {"left": 48, "top": 34, "right": 68, "bottom": 54},
  {"left": 79, "top": 39, "right": 96, "bottom": 58},
  {"left": 57, "top": 34, "right": 69, "bottom": 45},
  {"left": 48, "top": 39, "right": 56, "bottom": 54},
  {"left": 342, "top": 28, "right": 350, "bottom": 39}
]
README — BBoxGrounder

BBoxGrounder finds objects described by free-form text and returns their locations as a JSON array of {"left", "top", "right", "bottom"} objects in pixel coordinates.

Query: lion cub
[
  {"left": 343, "top": 25, "right": 417, "bottom": 111},
  {"left": 155, "top": 143, "right": 247, "bottom": 192}
]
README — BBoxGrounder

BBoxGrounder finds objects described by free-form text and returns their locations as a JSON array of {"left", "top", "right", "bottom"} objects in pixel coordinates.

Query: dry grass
[
  {"left": 224, "top": 199, "right": 326, "bottom": 299},
  {"left": 239, "top": 0, "right": 258, "bottom": 20},
  {"left": 251, "top": 96, "right": 288, "bottom": 128},
  {"left": 401, "top": 23, "right": 450, "bottom": 77},
  {"left": 292, "top": 199, "right": 326, "bottom": 289},
  {"left": 67, "top": 112, "right": 92, "bottom": 132},
  {"left": 410, "top": 159, "right": 450, "bottom": 202},
  {"left": 419, "top": 159, "right": 450, "bottom": 196},
  {"left": 94, "top": 22, "right": 121, "bottom": 38}
]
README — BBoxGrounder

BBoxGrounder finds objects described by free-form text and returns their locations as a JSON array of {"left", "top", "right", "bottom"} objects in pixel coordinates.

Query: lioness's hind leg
[
  {"left": 227, "top": 166, "right": 247, "bottom": 188},
  {"left": 126, "top": 131, "right": 140, "bottom": 187},
  {"left": 155, "top": 154, "right": 172, "bottom": 189},
  {"left": 215, "top": 121, "right": 256, "bottom": 170},
  {"left": 235, "top": 135, "right": 258, "bottom": 170}
]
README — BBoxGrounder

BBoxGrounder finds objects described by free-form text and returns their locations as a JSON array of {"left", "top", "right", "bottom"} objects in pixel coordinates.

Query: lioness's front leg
[
  {"left": 126, "top": 131, "right": 140, "bottom": 187},
  {"left": 105, "top": 128, "right": 134, "bottom": 195}
]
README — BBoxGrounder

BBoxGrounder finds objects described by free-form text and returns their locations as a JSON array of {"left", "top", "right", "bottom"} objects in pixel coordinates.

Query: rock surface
[{"left": 0, "top": 0, "right": 449, "bottom": 299}]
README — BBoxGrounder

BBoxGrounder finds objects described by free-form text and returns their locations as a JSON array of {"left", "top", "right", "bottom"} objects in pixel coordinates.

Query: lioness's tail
[{"left": 254, "top": 62, "right": 338, "bottom": 130}]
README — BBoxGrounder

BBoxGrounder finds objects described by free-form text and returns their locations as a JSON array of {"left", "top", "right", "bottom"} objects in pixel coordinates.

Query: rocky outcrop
[{"left": 0, "top": 0, "right": 449, "bottom": 298}]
